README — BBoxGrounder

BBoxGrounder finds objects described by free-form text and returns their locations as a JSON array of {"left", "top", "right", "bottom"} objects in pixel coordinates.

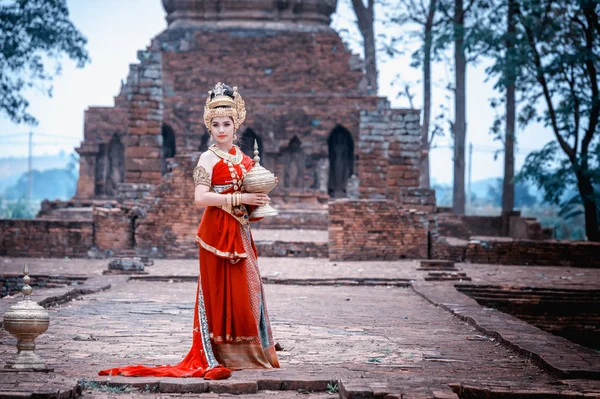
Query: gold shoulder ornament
[{"left": 193, "top": 165, "right": 211, "bottom": 187}]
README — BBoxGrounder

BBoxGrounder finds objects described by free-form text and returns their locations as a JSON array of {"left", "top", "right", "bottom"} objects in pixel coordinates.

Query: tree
[
  {"left": 390, "top": 0, "right": 444, "bottom": 189},
  {"left": 470, "top": 0, "right": 520, "bottom": 231},
  {"left": 486, "top": 178, "right": 538, "bottom": 208},
  {"left": 437, "top": 0, "right": 478, "bottom": 214},
  {"left": 0, "top": 196, "right": 35, "bottom": 219},
  {"left": 516, "top": 0, "right": 600, "bottom": 241},
  {"left": 0, "top": 0, "right": 89, "bottom": 125},
  {"left": 452, "top": 0, "right": 467, "bottom": 214},
  {"left": 4, "top": 168, "right": 76, "bottom": 200},
  {"left": 350, "top": 0, "right": 378, "bottom": 94}
]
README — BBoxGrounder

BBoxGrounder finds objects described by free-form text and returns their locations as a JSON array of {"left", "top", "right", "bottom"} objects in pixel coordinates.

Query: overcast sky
[{"left": 0, "top": 0, "right": 556, "bottom": 184}]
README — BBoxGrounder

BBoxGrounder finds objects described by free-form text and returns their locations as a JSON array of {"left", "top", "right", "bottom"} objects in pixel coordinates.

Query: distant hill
[
  {"left": 431, "top": 177, "right": 545, "bottom": 208},
  {"left": 0, "top": 152, "right": 72, "bottom": 193},
  {"left": 3, "top": 168, "right": 77, "bottom": 201}
]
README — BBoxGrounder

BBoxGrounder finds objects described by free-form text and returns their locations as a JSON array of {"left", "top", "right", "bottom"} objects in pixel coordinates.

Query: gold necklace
[{"left": 209, "top": 144, "right": 243, "bottom": 165}]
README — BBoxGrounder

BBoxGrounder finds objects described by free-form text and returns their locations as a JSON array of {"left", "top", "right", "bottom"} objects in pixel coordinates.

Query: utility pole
[
  {"left": 467, "top": 142, "right": 473, "bottom": 213},
  {"left": 27, "top": 132, "right": 32, "bottom": 202}
]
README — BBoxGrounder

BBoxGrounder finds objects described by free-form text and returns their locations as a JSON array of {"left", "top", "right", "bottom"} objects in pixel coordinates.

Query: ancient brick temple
[
  {"left": 77, "top": 0, "right": 381, "bottom": 203},
  {"left": 3, "top": 0, "right": 595, "bottom": 263},
  {"left": 47, "top": 0, "right": 391, "bottom": 258}
]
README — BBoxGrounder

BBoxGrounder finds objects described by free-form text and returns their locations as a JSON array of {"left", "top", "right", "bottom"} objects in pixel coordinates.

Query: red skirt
[{"left": 98, "top": 212, "right": 279, "bottom": 378}]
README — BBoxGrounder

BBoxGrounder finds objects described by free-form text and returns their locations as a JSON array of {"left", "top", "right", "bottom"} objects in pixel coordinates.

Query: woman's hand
[{"left": 241, "top": 193, "right": 270, "bottom": 206}]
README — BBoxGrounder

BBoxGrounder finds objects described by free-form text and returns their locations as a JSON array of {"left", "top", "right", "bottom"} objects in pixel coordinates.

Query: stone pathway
[
  {"left": 1, "top": 256, "right": 600, "bottom": 398},
  {"left": 3, "top": 256, "right": 600, "bottom": 288},
  {"left": 252, "top": 229, "right": 328, "bottom": 243}
]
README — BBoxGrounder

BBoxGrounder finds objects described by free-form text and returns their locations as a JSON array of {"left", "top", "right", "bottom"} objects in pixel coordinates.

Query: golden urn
[
  {"left": 3, "top": 265, "right": 51, "bottom": 370},
  {"left": 242, "top": 140, "right": 278, "bottom": 218}
]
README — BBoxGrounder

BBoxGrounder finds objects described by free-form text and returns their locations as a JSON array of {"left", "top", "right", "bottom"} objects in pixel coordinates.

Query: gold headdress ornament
[{"left": 203, "top": 82, "right": 246, "bottom": 130}]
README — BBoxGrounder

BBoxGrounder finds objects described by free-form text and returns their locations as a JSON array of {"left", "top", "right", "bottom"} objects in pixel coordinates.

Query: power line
[
  {"left": 0, "top": 139, "right": 80, "bottom": 145},
  {"left": 430, "top": 144, "right": 541, "bottom": 154},
  {"left": 0, "top": 132, "right": 81, "bottom": 140}
]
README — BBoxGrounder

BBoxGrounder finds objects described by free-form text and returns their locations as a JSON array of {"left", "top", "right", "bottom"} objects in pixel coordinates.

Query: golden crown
[{"left": 204, "top": 82, "right": 246, "bottom": 130}]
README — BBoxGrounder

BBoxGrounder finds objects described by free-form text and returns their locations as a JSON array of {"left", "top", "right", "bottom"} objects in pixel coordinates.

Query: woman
[{"left": 99, "top": 83, "right": 279, "bottom": 380}]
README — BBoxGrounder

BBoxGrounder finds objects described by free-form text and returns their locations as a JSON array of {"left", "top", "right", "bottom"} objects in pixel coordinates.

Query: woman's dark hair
[{"left": 211, "top": 84, "right": 235, "bottom": 101}]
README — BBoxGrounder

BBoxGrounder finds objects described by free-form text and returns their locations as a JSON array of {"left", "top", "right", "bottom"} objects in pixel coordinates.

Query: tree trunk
[
  {"left": 502, "top": 0, "right": 517, "bottom": 234},
  {"left": 420, "top": 0, "right": 436, "bottom": 189},
  {"left": 351, "top": 0, "right": 378, "bottom": 94},
  {"left": 363, "top": 23, "right": 378, "bottom": 94},
  {"left": 453, "top": 0, "right": 466, "bottom": 214},
  {"left": 575, "top": 170, "right": 600, "bottom": 241}
]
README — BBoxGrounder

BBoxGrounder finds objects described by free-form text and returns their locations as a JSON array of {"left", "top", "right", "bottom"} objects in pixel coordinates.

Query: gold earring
[{"left": 233, "top": 133, "right": 238, "bottom": 140}]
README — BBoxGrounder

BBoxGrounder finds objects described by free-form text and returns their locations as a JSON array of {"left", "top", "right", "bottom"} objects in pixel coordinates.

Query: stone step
[
  {"left": 255, "top": 240, "right": 328, "bottom": 258},
  {"left": 417, "top": 259, "right": 456, "bottom": 271},
  {"left": 251, "top": 228, "right": 328, "bottom": 243},
  {"left": 252, "top": 229, "right": 328, "bottom": 257},
  {"left": 252, "top": 209, "right": 328, "bottom": 230},
  {"left": 424, "top": 272, "right": 471, "bottom": 281}
]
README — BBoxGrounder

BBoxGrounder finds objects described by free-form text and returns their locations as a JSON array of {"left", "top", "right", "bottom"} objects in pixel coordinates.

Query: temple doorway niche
[
  {"left": 130, "top": 215, "right": 139, "bottom": 249},
  {"left": 161, "top": 124, "right": 176, "bottom": 175},
  {"left": 199, "top": 132, "right": 210, "bottom": 152},
  {"left": 129, "top": 207, "right": 144, "bottom": 250},
  {"left": 327, "top": 125, "right": 354, "bottom": 198},
  {"left": 239, "top": 128, "right": 264, "bottom": 162},
  {"left": 105, "top": 134, "right": 125, "bottom": 196},
  {"left": 283, "top": 136, "right": 304, "bottom": 189},
  {"left": 94, "top": 143, "right": 107, "bottom": 196}
]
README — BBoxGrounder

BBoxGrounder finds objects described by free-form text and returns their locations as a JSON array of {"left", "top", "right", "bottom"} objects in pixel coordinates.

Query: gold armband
[{"left": 193, "top": 165, "right": 211, "bottom": 187}]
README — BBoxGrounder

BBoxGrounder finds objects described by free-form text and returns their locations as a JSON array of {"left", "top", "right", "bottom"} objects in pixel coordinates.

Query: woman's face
[{"left": 210, "top": 116, "right": 235, "bottom": 147}]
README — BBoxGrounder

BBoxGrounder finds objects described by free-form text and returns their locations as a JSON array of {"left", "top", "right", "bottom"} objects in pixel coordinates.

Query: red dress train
[{"left": 98, "top": 146, "right": 279, "bottom": 379}]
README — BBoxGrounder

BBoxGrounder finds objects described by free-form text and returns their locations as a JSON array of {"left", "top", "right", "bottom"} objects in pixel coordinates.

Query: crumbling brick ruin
[{"left": 1, "top": 0, "right": 594, "bottom": 267}]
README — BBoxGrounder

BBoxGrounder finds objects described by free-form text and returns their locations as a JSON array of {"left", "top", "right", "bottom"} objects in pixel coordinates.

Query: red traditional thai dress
[{"left": 98, "top": 145, "right": 279, "bottom": 379}]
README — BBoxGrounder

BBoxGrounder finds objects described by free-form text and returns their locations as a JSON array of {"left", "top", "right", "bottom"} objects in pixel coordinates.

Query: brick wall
[
  {"left": 430, "top": 235, "right": 468, "bottom": 262},
  {"left": 76, "top": 107, "right": 128, "bottom": 199},
  {"left": 509, "top": 215, "right": 552, "bottom": 240},
  {"left": 435, "top": 212, "right": 550, "bottom": 241},
  {"left": 93, "top": 206, "right": 134, "bottom": 256},
  {"left": 120, "top": 154, "right": 202, "bottom": 258},
  {"left": 328, "top": 109, "right": 429, "bottom": 261},
  {"left": 358, "top": 109, "right": 421, "bottom": 199},
  {"left": 157, "top": 26, "right": 380, "bottom": 192},
  {"left": 124, "top": 50, "right": 164, "bottom": 185},
  {"left": 328, "top": 199, "right": 429, "bottom": 261},
  {"left": 0, "top": 220, "right": 93, "bottom": 258},
  {"left": 465, "top": 237, "right": 600, "bottom": 267},
  {"left": 398, "top": 188, "right": 436, "bottom": 213},
  {"left": 74, "top": 23, "right": 383, "bottom": 204}
]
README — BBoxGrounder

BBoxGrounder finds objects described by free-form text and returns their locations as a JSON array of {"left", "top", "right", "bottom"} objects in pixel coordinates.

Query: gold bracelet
[{"left": 226, "top": 193, "right": 231, "bottom": 206}]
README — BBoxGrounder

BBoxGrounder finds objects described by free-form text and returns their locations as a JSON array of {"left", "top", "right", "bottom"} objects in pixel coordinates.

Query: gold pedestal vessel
[
  {"left": 3, "top": 265, "right": 51, "bottom": 371},
  {"left": 242, "top": 140, "right": 278, "bottom": 218}
]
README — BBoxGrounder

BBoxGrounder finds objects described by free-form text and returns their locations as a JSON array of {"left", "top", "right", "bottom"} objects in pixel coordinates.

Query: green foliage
[
  {"left": 0, "top": 195, "right": 36, "bottom": 219},
  {"left": 433, "top": 183, "right": 453, "bottom": 207},
  {"left": 470, "top": 0, "right": 600, "bottom": 240},
  {"left": 3, "top": 167, "right": 76, "bottom": 201},
  {"left": 485, "top": 178, "right": 539, "bottom": 208},
  {"left": 327, "top": 381, "right": 339, "bottom": 394},
  {"left": 77, "top": 378, "right": 134, "bottom": 394},
  {"left": 522, "top": 205, "right": 587, "bottom": 240},
  {"left": 0, "top": 0, "right": 90, "bottom": 124}
]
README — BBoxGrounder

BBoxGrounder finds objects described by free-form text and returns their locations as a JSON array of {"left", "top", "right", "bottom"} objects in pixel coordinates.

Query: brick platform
[{"left": 1, "top": 256, "right": 599, "bottom": 398}]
